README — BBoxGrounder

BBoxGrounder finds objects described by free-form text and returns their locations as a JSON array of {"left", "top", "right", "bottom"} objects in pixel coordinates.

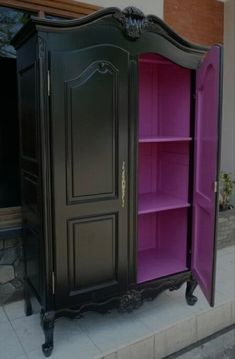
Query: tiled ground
[
  {"left": 0, "top": 246, "right": 234, "bottom": 359},
  {"left": 170, "top": 328, "right": 235, "bottom": 359}
]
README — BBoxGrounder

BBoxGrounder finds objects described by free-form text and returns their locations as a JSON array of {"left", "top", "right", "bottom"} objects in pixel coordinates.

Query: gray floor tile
[
  {"left": 3, "top": 246, "right": 234, "bottom": 359},
  {"left": 164, "top": 317, "right": 197, "bottom": 356},
  {"left": 0, "top": 305, "right": 8, "bottom": 323},
  {"left": 11, "top": 314, "right": 102, "bottom": 359},
  {"left": 10, "top": 313, "right": 44, "bottom": 354},
  {"left": 103, "top": 353, "right": 116, "bottom": 359},
  {"left": 3, "top": 300, "right": 25, "bottom": 321},
  {"left": 78, "top": 310, "right": 151, "bottom": 354},
  {"left": 0, "top": 321, "right": 25, "bottom": 359},
  {"left": 27, "top": 347, "right": 102, "bottom": 359},
  {"left": 116, "top": 336, "right": 154, "bottom": 359},
  {"left": 50, "top": 317, "right": 102, "bottom": 359},
  {"left": 135, "top": 293, "right": 194, "bottom": 332},
  {"left": 196, "top": 302, "right": 233, "bottom": 340}
]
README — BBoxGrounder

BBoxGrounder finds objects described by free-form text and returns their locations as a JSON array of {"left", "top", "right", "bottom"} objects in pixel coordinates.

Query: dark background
[{"left": 0, "top": 56, "right": 20, "bottom": 207}]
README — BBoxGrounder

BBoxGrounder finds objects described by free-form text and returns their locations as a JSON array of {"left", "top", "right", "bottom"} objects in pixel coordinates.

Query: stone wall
[{"left": 0, "top": 207, "right": 23, "bottom": 305}]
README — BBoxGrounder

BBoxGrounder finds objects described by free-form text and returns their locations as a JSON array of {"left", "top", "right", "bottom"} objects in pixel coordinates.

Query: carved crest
[{"left": 114, "top": 6, "right": 154, "bottom": 40}]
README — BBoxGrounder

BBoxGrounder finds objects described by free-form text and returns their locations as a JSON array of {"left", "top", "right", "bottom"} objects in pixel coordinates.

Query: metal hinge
[
  {"left": 52, "top": 271, "right": 55, "bottom": 295},
  {"left": 214, "top": 181, "right": 218, "bottom": 193},
  {"left": 47, "top": 70, "right": 50, "bottom": 96}
]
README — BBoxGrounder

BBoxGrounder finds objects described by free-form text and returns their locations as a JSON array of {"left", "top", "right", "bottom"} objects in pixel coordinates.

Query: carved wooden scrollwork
[
  {"left": 119, "top": 289, "right": 143, "bottom": 312},
  {"left": 113, "top": 6, "right": 154, "bottom": 40}
]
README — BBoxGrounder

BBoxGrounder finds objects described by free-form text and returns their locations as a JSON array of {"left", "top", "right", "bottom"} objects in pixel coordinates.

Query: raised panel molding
[
  {"left": 22, "top": 171, "right": 40, "bottom": 216},
  {"left": 67, "top": 214, "right": 118, "bottom": 295},
  {"left": 19, "top": 63, "right": 38, "bottom": 163},
  {"left": 65, "top": 61, "right": 118, "bottom": 204}
]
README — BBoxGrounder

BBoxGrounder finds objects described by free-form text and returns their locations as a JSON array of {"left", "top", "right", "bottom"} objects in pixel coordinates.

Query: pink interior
[
  {"left": 191, "top": 46, "right": 220, "bottom": 303},
  {"left": 137, "top": 53, "right": 191, "bottom": 283},
  {"left": 137, "top": 209, "right": 188, "bottom": 283},
  {"left": 139, "top": 53, "right": 191, "bottom": 139}
]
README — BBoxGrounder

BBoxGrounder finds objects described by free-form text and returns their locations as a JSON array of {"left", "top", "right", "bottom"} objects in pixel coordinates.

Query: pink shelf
[
  {"left": 139, "top": 136, "right": 192, "bottom": 143},
  {"left": 137, "top": 248, "right": 188, "bottom": 283},
  {"left": 138, "top": 192, "right": 190, "bottom": 214}
]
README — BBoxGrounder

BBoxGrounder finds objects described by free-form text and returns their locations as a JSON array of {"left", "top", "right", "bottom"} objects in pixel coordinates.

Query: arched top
[
  {"left": 12, "top": 6, "right": 209, "bottom": 55},
  {"left": 65, "top": 60, "right": 118, "bottom": 89}
]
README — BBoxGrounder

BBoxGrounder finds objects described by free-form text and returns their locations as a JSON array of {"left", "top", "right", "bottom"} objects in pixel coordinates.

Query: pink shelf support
[
  {"left": 139, "top": 137, "right": 192, "bottom": 143},
  {"left": 138, "top": 192, "right": 190, "bottom": 214}
]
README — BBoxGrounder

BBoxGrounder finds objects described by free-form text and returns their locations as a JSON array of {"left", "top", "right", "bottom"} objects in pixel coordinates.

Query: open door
[{"left": 192, "top": 45, "right": 222, "bottom": 306}]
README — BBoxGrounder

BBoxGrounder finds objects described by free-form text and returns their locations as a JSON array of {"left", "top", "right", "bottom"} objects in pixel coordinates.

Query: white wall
[
  {"left": 80, "top": 0, "right": 163, "bottom": 18},
  {"left": 221, "top": 0, "right": 235, "bottom": 203}
]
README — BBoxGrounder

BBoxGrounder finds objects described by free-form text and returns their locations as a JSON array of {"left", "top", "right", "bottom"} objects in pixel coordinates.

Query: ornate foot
[
  {"left": 185, "top": 278, "right": 198, "bottom": 306},
  {"left": 41, "top": 311, "right": 55, "bottom": 357},
  {"left": 24, "top": 281, "right": 32, "bottom": 316},
  {"left": 119, "top": 290, "right": 143, "bottom": 313}
]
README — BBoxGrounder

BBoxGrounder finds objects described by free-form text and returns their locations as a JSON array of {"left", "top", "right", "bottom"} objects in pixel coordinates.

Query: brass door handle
[{"left": 121, "top": 161, "right": 126, "bottom": 208}]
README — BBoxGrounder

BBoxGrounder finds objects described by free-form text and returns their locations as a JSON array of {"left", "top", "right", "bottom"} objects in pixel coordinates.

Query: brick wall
[{"left": 164, "top": 0, "right": 224, "bottom": 46}]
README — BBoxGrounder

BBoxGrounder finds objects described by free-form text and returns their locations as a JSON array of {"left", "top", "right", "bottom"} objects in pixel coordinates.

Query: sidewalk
[
  {"left": 0, "top": 245, "right": 234, "bottom": 359},
  {"left": 167, "top": 326, "right": 235, "bottom": 359}
]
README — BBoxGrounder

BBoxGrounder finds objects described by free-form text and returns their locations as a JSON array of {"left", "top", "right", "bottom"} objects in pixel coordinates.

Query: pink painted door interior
[{"left": 192, "top": 46, "right": 221, "bottom": 305}]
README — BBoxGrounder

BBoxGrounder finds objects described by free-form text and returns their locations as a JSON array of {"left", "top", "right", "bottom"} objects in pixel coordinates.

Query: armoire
[{"left": 12, "top": 6, "right": 222, "bottom": 357}]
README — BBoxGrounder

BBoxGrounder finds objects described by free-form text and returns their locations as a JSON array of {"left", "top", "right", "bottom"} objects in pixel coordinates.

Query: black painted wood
[
  {"left": 50, "top": 45, "right": 129, "bottom": 308},
  {"left": 0, "top": 58, "right": 20, "bottom": 208},
  {"left": 13, "top": 7, "right": 220, "bottom": 357}
]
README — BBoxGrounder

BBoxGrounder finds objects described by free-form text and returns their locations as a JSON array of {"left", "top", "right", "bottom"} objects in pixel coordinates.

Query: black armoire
[{"left": 12, "top": 7, "right": 222, "bottom": 357}]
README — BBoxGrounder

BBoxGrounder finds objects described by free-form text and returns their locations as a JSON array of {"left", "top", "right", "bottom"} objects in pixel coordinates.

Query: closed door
[{"left": 50, "top": 45, "right": 129, "bottom": 308}]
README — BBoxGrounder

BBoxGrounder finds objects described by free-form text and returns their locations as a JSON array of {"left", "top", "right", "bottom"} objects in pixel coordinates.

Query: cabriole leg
[
  {"left": 41, "top": 311, "right": 55, "bottom": 357},
  {"left": 185, "top": 278, "right": 198, "bottom": 306}
]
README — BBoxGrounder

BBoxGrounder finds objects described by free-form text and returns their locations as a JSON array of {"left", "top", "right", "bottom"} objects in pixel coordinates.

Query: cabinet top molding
[{"left": 12, "top": 6, "right": 208, "bottom": 53}]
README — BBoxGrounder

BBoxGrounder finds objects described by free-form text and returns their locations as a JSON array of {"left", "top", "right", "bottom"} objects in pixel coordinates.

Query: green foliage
[
  {"left": 0, "top": 7, "right": 30, "bottom": 58},
  {"left": 219, "top": 172, "right": 234, "bottom": 210}
]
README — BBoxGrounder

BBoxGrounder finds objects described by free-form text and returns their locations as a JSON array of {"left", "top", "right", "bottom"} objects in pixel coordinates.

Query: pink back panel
[
  {"left": 138, "top": 142, "right": 189, "bottom": 201},
  {"left": 158, "top": 142, "right": 189, "bottom": 201},
  {"left": 138, "top": 143, "right": 158, "bottom": 194},
  {"left": 158, "top": 65, "right": 191, "bottom": 136},
  {"left": 158, "top": 208, "right": 188, "bottom": 264},
  {"left": 139, "top": 53, "right": 191, "bottom": 138},
  {"left": 138, "top": 210, "right": 187, "bottom": 259},
  {"left": 138, "top": 213, "right": 158, "bottom": 250},
  {"left": 192, "top": 46, "right": 221, "bottom": 305},
  {"left": 137, "top": 209, "right": 188, "bottom": 282},
  {"left": 139, "top": 63, "right": 155, "bottom": 137}
]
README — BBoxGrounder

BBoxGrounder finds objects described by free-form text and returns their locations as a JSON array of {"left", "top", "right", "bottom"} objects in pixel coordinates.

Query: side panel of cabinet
[
  {"left": 17, "top": 36, "right": 43, "bottom": 302},
  {"left": 50, "top": 45, "right": 129, "bottom": 308}
]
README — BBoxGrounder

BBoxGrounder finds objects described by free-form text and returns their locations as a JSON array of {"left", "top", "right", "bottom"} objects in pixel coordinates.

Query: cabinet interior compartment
[
  {"left": 139, "top": 53, "right": 191, "bottom": 141},
  {"left": 137, "top": 209, "right": 188, "bottom": 283},
  {"left": 138, "top": 142, "right": 190, "bottom": 213},
  {"left": 137, "top": 53, "right": 191, "bottom": 283}
]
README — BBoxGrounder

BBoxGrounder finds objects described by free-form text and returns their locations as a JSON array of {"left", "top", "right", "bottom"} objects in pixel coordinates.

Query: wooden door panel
[
  {"left": 50, "top": 45, "right": 129, "bottom": 308},
  {"left": 65, "top": 61, "right": 118, "bottom": 203},
  {"left": 67, "top": 214, "right": 118, "bottom": 294},
  {"left": 19, "top": 63, "right": 38, "bottom": 161},
  {"left": 192, "top": 45, "right": 222, "bottom": 306}
]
